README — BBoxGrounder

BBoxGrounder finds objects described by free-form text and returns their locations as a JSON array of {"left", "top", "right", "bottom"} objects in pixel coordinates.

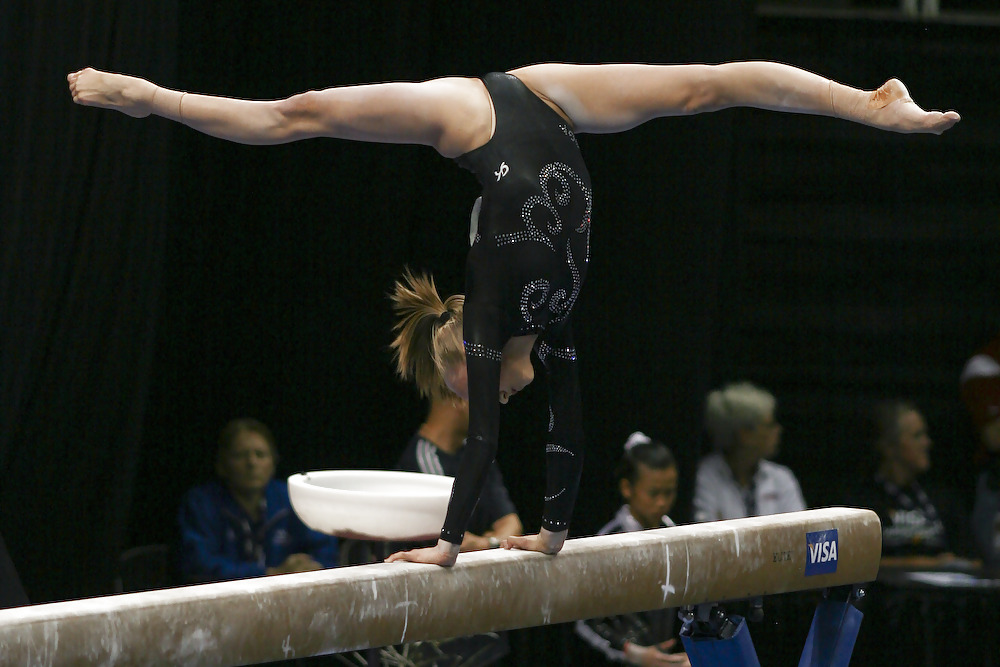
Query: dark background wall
[
  {"left": 722, "top": 13, "right": 1000, "bottom": 506},
  {"left": 3, "top": 0, "right": 998, "bottom": 661}
]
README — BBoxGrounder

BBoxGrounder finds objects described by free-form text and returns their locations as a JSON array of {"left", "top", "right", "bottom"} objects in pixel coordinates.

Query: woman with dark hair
[
  {"left": 846, "top": 400, "right": 969, "bottom": 568},
  {"left": 574, "top": 432, "right": 688, "bottom": 666},
  {"left": 70, "top": 60, "right": 958, "bottom": 567}
]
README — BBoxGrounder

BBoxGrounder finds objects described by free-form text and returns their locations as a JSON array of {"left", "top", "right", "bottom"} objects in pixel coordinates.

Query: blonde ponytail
[{"left": 389, "top": 268, "right": 465, "bottom": 400}]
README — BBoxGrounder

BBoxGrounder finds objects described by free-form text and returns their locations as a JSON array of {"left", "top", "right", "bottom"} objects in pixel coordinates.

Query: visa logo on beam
[{"left": 804, "top": 529, "right": 838, "bottom": 576}]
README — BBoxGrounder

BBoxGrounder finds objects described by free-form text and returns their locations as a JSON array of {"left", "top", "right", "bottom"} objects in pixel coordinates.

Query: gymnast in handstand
[{"left": 68, "top": 60, "right": 959, "bottom": 567}]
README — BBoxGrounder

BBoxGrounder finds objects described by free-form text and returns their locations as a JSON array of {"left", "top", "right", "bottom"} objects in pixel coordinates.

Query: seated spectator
[
  {"left": 971, "top": 463, "right": 1000, "bottom": 572},
  {"left": 575, "top": 432, "right": 690, "bottom": 666},
  {"left": 178, "top": 418, "right": 339, "bottom": 582},
  {"left": 846, "top": 400, "right": 969, "bottom": 567},
  {"left": 395, "top": 393, "right": 523, "bottom": 552},
  {"left": 961, "top": 333, "right": 1000, "bottom": 569},
  {"left": 693, "top": 381, "right": 805, "bottom": 522},
  {"left": 960, "top": 331, "right": 1000, "bottom": 466},
  {"left": 388, "top": 391, "right": 522, "bottom": 666}
]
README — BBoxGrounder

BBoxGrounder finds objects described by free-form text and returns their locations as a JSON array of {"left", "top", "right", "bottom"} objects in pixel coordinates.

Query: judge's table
[{"left": 854, "top": 556, "right": 999, "bottom": 666}]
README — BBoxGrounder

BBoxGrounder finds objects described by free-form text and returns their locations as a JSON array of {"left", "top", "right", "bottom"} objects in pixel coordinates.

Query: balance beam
[{"left": 0, "top": 508, "right": 880, "bottom": 666}]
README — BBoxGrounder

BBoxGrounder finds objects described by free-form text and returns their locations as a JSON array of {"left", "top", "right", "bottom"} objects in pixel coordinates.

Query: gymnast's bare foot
[
  {"left": 863, "top": 78, "right": 960, "bottom": 135},
  {"left": 502, "top": 528, "right": 567, "bottom": 555},
  {"left": 67, "top": 68, "right": 156, "bottom": 118},
  {"left": 385, "top": 539, "right": 460, "bottom": 567}
]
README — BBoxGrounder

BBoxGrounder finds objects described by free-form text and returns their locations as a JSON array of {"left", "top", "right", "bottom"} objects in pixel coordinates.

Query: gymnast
[{"left": 68, "top": 60, "right": 959, "bottom": 567}]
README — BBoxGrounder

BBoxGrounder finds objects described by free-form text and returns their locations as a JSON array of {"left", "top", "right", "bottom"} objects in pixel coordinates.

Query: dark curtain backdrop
[
  {"left": 2, "top": 2, "right": 176, "bottom": 602},
  {"left": 3, "top": 3, "right": 997, "bottom": 643},
  {"left": 720, "top": 15, "right": 1000, "bottom": 510}
]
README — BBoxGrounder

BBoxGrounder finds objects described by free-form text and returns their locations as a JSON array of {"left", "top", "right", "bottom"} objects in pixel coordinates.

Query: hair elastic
[{"left": 623, "top": 431, "right": 651, "bottom": 453}]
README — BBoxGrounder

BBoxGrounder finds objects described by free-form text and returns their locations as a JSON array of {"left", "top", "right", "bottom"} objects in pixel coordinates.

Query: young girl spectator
[{"left": 574, "top": 432, "right": 689, "bottom": 666}]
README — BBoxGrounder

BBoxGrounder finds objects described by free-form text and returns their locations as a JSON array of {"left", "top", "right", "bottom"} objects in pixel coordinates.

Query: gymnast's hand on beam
[
  {"left": 854, "top": 78, "right": 960, "bottom": 135},
  {"left": 501, "top": 527, "right": 567, "bottom": 555},
  {"left": 385, "top": 539, "right": 461, "bottom": 567}
]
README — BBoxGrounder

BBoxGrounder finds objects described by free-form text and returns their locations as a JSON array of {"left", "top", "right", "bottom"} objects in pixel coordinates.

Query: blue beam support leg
[
  {"left": 681, "top": 586, "right": 866, "bottom": 667},
  {"left": 681, "top": 611, "right": 760, "bottom": 667},
  {"left": 797, "top": 595, "right": 863, "bottom": 667}
]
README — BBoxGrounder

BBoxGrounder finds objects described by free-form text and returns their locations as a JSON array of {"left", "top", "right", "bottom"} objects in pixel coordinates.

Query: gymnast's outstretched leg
[{"left": 509, "top": 61, "right": 959, "bottom": 135}]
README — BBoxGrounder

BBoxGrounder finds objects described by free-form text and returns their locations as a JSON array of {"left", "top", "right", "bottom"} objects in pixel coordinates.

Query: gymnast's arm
[
  {"left": 505, "top": 333, "right": 584, "bottom": 555},
  {"left": 67, "top": 68, "right": 491, "bottom": 157},
  {"left": 511, "top": 61, "right": 960, "bottom": 135}
]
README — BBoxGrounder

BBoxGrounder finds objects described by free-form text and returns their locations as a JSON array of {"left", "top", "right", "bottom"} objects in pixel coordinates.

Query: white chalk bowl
[{"left": 288, "top": 470, "right": 454, "bottom": 541}]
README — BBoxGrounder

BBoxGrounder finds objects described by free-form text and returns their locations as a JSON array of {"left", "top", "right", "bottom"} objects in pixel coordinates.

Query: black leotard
[{"left": 439, "top": 72, "right": 591, "bottom": 544}]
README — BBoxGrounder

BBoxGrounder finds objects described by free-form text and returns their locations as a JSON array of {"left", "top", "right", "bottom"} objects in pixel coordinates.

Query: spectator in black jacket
[{"left": 846, "top": 399, "right": 971, "bottom": 568}]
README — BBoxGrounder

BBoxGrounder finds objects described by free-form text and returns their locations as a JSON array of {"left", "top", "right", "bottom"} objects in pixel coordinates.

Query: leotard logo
[{"left": 495, "top": 161, "right": 509, "bottom": 181}]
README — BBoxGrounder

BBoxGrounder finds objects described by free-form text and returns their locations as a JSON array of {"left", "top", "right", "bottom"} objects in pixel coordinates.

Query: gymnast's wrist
[
  {"left": 148, "top": 86, "right": 187, "bottom": 123},
  {"left": 436, "top": 539, "right": 461, "bottom": 558},
  {"left": 538, "top": 527, "right": 568, "bottom": 550}
]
